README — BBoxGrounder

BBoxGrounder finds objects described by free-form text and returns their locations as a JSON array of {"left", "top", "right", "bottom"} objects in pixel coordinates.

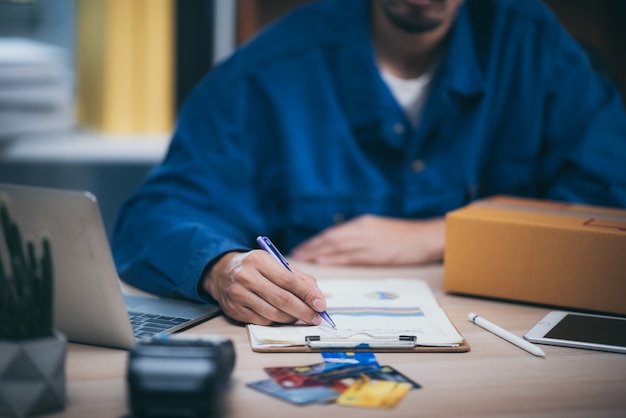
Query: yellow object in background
[{"left": 76, "top": 0, "right": 174, "bottom": 134}]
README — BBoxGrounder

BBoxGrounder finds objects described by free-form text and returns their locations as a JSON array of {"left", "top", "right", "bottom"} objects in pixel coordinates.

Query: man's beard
[{"left": 380, "top": 0, "right": 448, "bottom": 34}]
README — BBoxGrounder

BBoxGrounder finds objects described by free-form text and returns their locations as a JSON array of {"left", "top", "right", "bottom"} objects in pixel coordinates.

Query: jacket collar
[{"left": 439, "top": 1, "right": 485, "bottom": 97}]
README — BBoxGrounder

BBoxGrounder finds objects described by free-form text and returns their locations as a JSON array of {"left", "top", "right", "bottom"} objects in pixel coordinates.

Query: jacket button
[
  {"left": 411, "top": 159, "right": 426, "bottom": 173},
  {"left": 394, "top": 122, "right": 405, "bottom": 135}
]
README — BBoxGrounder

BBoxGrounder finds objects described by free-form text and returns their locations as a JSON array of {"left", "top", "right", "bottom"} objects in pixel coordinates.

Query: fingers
[
  {"left": 203, "top": 250, "right": 326, "bottom": 326},
  {"left": 298, "top": 247, "right": 366, "bottom": 265}
]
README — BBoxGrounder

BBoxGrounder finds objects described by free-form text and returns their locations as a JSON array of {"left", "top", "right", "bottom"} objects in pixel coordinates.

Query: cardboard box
[{"left": 443, "top": 196, "right": 626, "bottom": 315}]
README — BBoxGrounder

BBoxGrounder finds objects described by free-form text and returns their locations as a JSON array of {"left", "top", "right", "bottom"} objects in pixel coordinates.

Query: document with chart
[{"left": 247, "top": 278, "right": 468, "bottom": 352}]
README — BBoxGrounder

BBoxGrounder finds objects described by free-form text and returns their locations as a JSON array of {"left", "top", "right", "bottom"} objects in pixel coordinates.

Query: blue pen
[{"left": 256, "top": 236, "right": 336, "bottom": 329}]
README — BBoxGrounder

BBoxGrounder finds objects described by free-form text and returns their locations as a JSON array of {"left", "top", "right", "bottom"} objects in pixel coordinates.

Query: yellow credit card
[{"left": 337, "top": 376, "right": 412, "bottom": 408}]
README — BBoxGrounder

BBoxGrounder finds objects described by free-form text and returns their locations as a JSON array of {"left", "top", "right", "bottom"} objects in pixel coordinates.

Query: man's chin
[{"left": 381, "top": 0, "right": 449, "bottom": 34}]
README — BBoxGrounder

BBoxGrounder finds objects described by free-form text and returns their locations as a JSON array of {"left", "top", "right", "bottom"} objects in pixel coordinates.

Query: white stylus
[{"left": 468, "top": 312, "right": 546, "bottom": 357}]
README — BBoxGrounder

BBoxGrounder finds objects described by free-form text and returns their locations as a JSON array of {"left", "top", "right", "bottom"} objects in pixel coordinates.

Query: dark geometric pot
[{"left": 0, "top": 331, "right": 67, "bottom": 417}]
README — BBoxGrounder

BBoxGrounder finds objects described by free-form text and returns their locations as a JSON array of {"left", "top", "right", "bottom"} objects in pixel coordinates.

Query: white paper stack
[{"left": 0, "top": 38, "right": 74, "bottom": 139}]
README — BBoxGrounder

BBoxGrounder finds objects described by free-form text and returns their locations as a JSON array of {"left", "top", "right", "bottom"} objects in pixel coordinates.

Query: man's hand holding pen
[{"left": 203, "top": 249, "right": 328, "bottom": 326}]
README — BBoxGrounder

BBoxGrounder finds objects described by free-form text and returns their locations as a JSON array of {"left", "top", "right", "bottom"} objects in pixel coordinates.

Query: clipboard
[
  {"left": 246, "top": 326, "right": 471, "bottom": 353},
  {"left": 245, "top": 278, "right": 470, "bottom": 353}
]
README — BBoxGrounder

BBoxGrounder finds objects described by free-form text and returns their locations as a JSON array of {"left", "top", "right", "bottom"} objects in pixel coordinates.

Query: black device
[
  {"left": 127, "top": 334, "right": 235, "bottom": 417},
  {"left": 524, "top": 311, "right": 626, "bottom": 354}
]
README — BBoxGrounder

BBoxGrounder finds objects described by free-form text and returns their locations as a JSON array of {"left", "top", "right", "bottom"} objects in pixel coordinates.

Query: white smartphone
[{"left": 524, "top": 311, "right": 626, "bottom": 354}]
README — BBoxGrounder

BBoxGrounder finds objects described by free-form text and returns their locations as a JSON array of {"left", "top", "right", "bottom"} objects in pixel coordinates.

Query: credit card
[
  {"left": 247, "top": 378, "right": 341, "bottom": 405},
  {"left": 336, "top": 376, "right": 412, "bottom": 409}
]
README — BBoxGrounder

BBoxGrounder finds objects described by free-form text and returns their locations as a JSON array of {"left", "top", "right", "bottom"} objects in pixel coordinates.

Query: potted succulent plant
[{"left": 0, "top": 199, "right": 66, "bottom": 417}]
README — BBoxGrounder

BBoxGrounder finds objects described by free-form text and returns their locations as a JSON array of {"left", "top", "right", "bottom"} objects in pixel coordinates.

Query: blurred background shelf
[{"left": 0, "top": 129, "right": 168, "bottom": 239}]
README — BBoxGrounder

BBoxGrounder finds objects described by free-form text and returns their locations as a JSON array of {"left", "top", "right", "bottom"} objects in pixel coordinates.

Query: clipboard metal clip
[{"left": 305, "top": 335, "right": 417, "bottom": 349}]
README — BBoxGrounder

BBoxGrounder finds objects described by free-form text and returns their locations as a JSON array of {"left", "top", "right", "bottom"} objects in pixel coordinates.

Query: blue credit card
[{"left": 321, "top": 351, "right": 380, "bottom": 366}]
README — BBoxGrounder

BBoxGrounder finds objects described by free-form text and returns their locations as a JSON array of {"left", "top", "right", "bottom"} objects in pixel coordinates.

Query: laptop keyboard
[{"left": 128, "top": 311, "right": 192, "bottom": 339}]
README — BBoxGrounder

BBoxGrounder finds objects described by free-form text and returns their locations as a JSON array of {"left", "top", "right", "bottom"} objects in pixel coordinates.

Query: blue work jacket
[{"left": 112, "top": 0, "right": 626, "bottom": 302}]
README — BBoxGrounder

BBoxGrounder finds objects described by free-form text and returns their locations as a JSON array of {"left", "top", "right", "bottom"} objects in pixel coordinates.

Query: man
[{"left": 112, "top": 0, "right": 626, "bottom": 326}]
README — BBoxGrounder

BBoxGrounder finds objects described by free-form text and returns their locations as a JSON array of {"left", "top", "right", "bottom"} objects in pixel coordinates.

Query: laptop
[{"left": 0, "top": 183, "right": 222, "bottom": 349}]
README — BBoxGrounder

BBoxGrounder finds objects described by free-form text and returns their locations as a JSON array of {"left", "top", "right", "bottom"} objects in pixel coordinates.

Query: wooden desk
[{"left": 46, "top": 263, "right": 626, "bottom": 418}]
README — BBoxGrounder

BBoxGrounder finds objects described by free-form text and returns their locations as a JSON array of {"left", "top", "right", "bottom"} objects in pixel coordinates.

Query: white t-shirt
[{"left": 380, "top": 65, "right": 436, "bottom": 127}]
